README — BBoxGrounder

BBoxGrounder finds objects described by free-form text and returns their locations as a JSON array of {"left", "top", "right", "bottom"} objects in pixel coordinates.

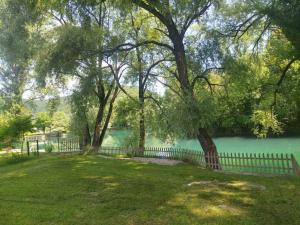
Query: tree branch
[
  {"left": 271, "top": 58, "right": 298, "bottom": 107},
  {"left": 180, "top": 1, "right": 212, "bottom": 38},
  {"left": 131, "top": 0, "right": 171, "bottom": 28},
  {"left": 144, "top": 95, "right": 163, "bottom": 111},
  {"left": 93, "top": 40, "right": 174, "bottom": 57},
  {"left": 152, "top": 76, "right": 183, "bottom": 99},
  {"left": 191, "top": 67, "right": 224, "bottom": 89},
  {"left": 143, "top": 57, "right": 171, "bottom": 87},
  {"left": 105, "top": 61, "right": 138, "bottom": 104}
]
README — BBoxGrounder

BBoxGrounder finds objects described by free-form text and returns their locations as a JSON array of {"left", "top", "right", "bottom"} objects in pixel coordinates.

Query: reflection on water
[{"left": 102, "top": 130, "right": 300, "bottom": 161}]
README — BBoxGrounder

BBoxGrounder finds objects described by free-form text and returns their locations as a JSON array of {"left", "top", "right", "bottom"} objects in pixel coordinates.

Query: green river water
[{"left": 102, "top": 130, "right": 300, "bottom": 162}]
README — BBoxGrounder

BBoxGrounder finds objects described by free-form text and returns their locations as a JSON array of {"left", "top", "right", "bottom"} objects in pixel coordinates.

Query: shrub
[
  {"left": 45, "top": 144, "right": 54, "bottom": 153},
  {"left": 0, "top": 112, "right": 33, "bottom": 147}
]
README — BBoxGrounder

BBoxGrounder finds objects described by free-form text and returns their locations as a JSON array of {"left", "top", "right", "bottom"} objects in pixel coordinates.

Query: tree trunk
[
  {"left": 98, "top": 88, "right": 118, "bottom": 147},
  {"left": 82, "top": 121, "right": 91, "bottom": 148},
  {"left": 136, "top": 47, "right": 146, "bottom": 154},
  {"left": 92, "top": 104, "right": 105, "bottom": 149},
  {"left": 170, "top": 30, "right": 220, "bottom": 169},
  {"left": 197, "top": 128, "right": 220, "bottom": 169},
  {"left": 169, "top": 29, "right": 190, "bottom": 91},
  {"left": 138, "top": 97, "right": 146, "bottom": 153}
]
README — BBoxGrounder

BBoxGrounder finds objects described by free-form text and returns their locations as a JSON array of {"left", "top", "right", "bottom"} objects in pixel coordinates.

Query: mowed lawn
[{"left": 0, "top": 154, "right": 300, "bottom": 225}]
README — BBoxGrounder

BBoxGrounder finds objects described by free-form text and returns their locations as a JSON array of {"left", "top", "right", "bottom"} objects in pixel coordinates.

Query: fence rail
[
  {"left": 57, "top": 138, "right": 80, "bottom": 152},
  {"left": 98, "top": 146, "right": 300, "bottom": 177}
]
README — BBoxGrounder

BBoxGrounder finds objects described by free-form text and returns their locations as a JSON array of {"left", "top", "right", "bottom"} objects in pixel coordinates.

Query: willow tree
[
  {"left": 221, "top": 0, "right": 300, "bottom": 81},
  {"left": 34, "top": 0, "right": 124, "bottom": 149},
  {"left": 115, "top": 9, "right": 170, "bottom": 151},
  {"left": 0, "top": 0, "right": 37, "bottom": 111},
  {"left": 115, "top": 0, "right": 221, "bottom": 166}
]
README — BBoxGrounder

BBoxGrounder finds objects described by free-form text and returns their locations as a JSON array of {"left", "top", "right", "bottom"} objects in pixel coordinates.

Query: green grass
[{"left": 0, "top": 154, "right": 300, "bottom": 225}]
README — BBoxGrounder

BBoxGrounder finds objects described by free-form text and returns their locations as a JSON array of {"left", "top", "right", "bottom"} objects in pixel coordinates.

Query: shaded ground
[{"left": 0, "top": 154, "right": 299, "bottom": 225}]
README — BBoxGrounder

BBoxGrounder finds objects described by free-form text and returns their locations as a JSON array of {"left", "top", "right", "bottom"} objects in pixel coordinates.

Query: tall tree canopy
[{"left": 0, "top": 0, "right": 299, "bottom": 168}]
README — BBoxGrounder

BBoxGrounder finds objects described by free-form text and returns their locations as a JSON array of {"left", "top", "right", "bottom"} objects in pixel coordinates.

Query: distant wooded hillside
[{"left": 25, "top": 97, "right": 71, "bottom": 115}]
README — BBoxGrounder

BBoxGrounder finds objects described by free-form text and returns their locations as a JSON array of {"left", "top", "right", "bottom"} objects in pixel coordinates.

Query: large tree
[
  {"left": 118, "top": 0, "right": 221, "bottom": 166},
  {"left": 0, "top": 0, "right": 38, "bottom": 110},
  {"left": 35, "top": 0, "right": 124, "bottom": 149},
  {"left": 115, "top": 9, "right": 170, "bottom": 152}
]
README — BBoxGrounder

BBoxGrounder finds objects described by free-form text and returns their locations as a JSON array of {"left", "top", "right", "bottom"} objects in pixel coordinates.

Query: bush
[
  {"left": 7, "top": 153, "right": 30, "bottom": 164},
  {"left": 45, "top": 143, "right": 54, "bottom": 153},
  {"left": 0, "top": 112, "right": 33, "bottom": 147}
]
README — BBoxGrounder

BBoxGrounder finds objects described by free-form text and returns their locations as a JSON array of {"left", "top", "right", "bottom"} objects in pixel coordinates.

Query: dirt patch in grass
[
  {"left": 98, "top": 154, "right": 182, "bottom": 165},
  {"left": 132, "top": 157, "right": 182, "bottom": 165},
  {"left": 187, "top": 180, "right": 266, "bottom": 191}
]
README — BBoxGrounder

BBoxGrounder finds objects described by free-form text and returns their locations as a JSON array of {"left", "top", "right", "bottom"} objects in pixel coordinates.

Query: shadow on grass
[
  {"left": 0, "top": 155, "right": 299, "bottom": 225},
  {"left": 65, "top": 156, "right": 266, "bottom": 224}
]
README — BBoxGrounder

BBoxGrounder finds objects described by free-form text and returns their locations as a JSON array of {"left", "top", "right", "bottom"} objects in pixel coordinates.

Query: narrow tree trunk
[
  {"left": 82, "top": 121, "right": 91, "bottom": 148},
  {"left": 92, "top": 104, "right": 105, "bottom": 149},
  {"left": 98, "top": 111, "right": 111, "bottom": 148},
  {"left": 98, "top": 88, "right": 118, "bottom": 147},
  {"left": 136, "top": 47, "right": 146, "bottom": 154},
  {"left": 138, "top": 98, "right": 146, "bottom": 153}
]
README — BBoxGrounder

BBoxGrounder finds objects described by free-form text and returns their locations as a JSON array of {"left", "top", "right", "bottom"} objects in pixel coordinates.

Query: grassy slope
[{"left": 0, "top": 154, "right": 299, "bottom": 225}]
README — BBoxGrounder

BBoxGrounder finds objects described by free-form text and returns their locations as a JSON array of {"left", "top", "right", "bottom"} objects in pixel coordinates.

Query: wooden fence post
[
  {"left": 291, "top": 154, "right": 300, "bottom": 176},
  {"left": 27, "top": 141, "right": 30, "bottom": 156},
  {"left": 36, "top": 140, "right": 39, "bottom": 157},
  {"left": 57, "top": 136, "right": 60, "bottom": 152}
]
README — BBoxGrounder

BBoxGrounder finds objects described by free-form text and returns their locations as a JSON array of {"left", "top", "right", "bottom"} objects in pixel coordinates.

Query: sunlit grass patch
[{"left": 0, "top": 155, "right": 299, "bottom": 225}]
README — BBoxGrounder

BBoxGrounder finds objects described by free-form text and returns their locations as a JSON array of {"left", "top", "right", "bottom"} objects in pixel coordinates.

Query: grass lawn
[{"left": 0, "top": 154, "right": 300, "bottom": 225}]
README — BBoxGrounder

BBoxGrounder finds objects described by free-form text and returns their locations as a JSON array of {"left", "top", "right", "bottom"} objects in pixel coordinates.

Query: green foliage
[
  {"left": 251, "top": 110, "right": 283, "bottom": 138},
  {"left": 51, "top": 111, "right": 70, "bottom": 133},
  {"left": 112, "top": 94, "right": 139, "bottom": 128},
  {"left": 1, "top": 0, "right": 300, "bottom": 143},
  {"left": 45, "top": 143, "right": 54, "bottom": 153},
  {"left": 8, "top": 114, "right": 33, "bottom": 137},
  {"left": 0, "top": 0, "right": 38, "bottom": 109},
  {"left": 0, "top": 112, "right": 33, "bottom": 147},
  {"left": 47, "top": 97, "right": 60, "bottom": 117},
  {"left": 146, "top": 91, "right": 217, "bottom": 141},
  {"left": 35, "top": 112, "right": 52, "bottom": 133},
  {"left": 262, "top": 0, "right": 300, "bottom": 54}
]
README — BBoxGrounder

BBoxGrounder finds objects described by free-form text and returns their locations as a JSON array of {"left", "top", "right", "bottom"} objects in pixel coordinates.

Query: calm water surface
[{"left": 102, "top": 130, "right": 300, "bottom": 161}]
